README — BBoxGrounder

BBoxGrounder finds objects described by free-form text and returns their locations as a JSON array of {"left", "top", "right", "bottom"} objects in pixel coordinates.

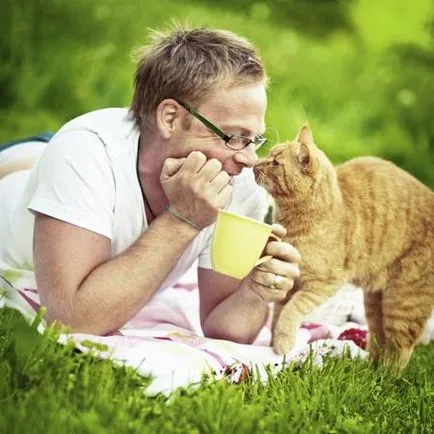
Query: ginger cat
[{"left": 254, "top": 126, "right": 434, "bottom": 369}]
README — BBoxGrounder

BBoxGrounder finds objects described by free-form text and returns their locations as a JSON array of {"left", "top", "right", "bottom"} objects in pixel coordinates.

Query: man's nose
[{"left": 233, "top": 143, "right": 257, "bottom": 168}]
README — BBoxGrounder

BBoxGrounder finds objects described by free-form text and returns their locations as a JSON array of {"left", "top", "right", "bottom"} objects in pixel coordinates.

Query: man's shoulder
[
  {"left": 52, "top": 108, "right": 139, "bottom": 157},
  {"left": 57, "top": 108, "right": 133, "bottom": 135}
]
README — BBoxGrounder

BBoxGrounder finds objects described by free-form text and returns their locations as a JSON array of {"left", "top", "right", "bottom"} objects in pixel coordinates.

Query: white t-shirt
[{"left": 0, "top": 108, "right": 269, "bottom": 293}]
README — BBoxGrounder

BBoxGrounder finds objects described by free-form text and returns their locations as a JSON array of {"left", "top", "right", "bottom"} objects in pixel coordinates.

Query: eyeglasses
[{"left": 175, "top": 99, "right": 267, "bottom": 151}]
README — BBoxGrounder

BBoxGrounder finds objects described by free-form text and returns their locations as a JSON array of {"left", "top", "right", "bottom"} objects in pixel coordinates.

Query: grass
[
  {"left": 1, "top": 1, "right": 433, "bottom": 432},
  {"left": 1, "top": 306, "right": 433, "bottom": 433}
]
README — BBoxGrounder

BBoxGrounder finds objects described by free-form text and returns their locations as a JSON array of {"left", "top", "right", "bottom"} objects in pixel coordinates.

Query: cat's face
[{"left": 253, "top": 126, "right": 333, "bottom": 203}]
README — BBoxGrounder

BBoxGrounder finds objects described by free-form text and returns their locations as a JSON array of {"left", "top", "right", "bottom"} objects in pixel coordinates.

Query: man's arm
[
  {"left": 199, "top": 225, "right": 301, "bottom": 344},
  {"left": 35, "top": 151, "right": 231, "bottom": 335},
  {"left": 198, "top": 267, "right": 269, "bottom": 343},
  {"left": 34, "top": 210, "right": 199, "bottom": 335}
]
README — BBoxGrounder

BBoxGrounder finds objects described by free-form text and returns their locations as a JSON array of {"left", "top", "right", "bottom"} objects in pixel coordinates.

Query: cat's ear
[
  {"left": 296, "top": 125, "right": 314, "bottom": 146},
  {"left": 297, "top": 143, "right": 314, "bottom": 174}
]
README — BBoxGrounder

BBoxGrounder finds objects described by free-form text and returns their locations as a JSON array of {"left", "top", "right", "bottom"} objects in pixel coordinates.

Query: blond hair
[{"left": 130, "top": 24, "right": 267, "bottom": 129}]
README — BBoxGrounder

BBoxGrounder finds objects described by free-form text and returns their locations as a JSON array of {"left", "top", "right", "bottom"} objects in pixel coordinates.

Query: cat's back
[
  {"left": 336, "top": 156, "right": 433, "bottom": 258},
  {"left": 334, "top": 156, "right": 433, "bottom": 280},
  {"left": 337, "top": 156, "right": 433, "bottom": 209}
]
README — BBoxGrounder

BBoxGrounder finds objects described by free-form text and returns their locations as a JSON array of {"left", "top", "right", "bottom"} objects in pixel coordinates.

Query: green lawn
[
  {"left": 1, "top": 1, "right": 433, "bottom": 433},
  {"left": 1, "top": 306, "right": 433, "bottom": 434}
]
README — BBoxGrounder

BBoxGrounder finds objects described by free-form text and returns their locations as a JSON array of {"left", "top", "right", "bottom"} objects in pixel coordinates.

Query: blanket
[{"left": 0, "top": 260, "right": 405, "bottom": 396}]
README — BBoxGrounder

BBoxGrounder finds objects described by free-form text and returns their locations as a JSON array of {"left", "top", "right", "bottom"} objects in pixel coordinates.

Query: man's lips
[{"left": 227, "top": 167, "right": 243, "bottom": 177}]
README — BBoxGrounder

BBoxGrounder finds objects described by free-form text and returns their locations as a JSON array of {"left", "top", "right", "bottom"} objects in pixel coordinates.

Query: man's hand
[
  {"left": 200, "top": 224, "right": 301, "bottom": 344},
  {"left": 245, "top": 224, "right": 301, "bottom": 303},
  {"left": 161, "top": 151, "right": 233, "bottom": 229}
]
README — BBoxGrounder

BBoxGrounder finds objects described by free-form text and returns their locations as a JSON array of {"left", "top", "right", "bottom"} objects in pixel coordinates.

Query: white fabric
[
  {"left": 0, "top": 108, "right": 269, "bottom": 294},
  {"left": 0, "top": 140, "right": 47, "bottom": 164},
  {"left": 0, "top": 265, "right": 368, "bottom": 396}
]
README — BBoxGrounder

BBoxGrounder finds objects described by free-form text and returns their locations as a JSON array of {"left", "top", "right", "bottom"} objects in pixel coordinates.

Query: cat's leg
[
  {"left": 272, "top": 280, "right": 340, "bottom": 354},
  {"left": 381, "top": 283, "right": 433, "bottom": 370},
  {"left": 363, "top": 290, "right": 385, "bottom": 364}
]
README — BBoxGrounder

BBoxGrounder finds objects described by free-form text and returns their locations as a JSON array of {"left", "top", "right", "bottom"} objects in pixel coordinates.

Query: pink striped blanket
[{"left": 0, "top": 261, "right": 393, "bottom": 395}]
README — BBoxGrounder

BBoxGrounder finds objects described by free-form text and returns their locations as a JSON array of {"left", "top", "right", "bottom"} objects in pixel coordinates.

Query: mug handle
[{"left": 254, "top": 233, "right": 281, "bottom": 267}]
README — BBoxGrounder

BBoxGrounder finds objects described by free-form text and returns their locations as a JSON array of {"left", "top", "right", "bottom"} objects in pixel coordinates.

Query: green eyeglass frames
[{"left": 175, "top": 99, "right": 267, "bottom": 151}]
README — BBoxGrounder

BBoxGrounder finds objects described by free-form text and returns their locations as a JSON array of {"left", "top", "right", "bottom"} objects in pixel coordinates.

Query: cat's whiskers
[
  {"left": 255, "top": 169, "right": 266, "bottom": 187},
  {"left": 266, "top": 127, "right": 434, "bottom": 367}
]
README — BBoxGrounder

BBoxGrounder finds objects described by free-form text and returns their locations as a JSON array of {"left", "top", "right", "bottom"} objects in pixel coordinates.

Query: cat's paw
[{"left": 272, "top": 332, "right": 296, "bottom": 355}]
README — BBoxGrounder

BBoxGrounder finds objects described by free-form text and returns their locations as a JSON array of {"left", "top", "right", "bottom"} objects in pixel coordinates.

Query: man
[{"left": 0, "top": 26, "right": 300, "bottom": 344}]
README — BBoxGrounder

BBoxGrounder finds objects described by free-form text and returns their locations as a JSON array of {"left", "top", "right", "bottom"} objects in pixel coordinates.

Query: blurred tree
[
  {"left": 388, "top": 19, "right": 434, "bottom": 152},
  {"left": 191, "top": 0, "right": 357, "bottom": 38},
  {"left": 0, "top": 0, "right": 133, "bottom": 118},
  {"left": 371, "top": 18, "right": 434, "bottom": 186},
  {"left": 0, "top": 0, "right": 431, "bottom": 186}
]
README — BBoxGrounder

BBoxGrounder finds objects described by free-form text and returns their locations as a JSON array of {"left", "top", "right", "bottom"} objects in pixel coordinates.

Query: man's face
[{"left": 172, "top": 82, "right": 267, "bottom": 176}]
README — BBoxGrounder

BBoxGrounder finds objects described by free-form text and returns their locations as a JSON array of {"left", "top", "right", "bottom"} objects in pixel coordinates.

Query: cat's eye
[{"left": 272, "top": 159, "right": 279, "bottom": 167}]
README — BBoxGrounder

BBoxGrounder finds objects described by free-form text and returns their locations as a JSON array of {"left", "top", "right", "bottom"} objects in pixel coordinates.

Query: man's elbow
[
  {"left": 201, "top": 319, "right": 254, "bottom": 345},
  {"left": 42, "top": 298, "right": 106, "bottom": 335}
]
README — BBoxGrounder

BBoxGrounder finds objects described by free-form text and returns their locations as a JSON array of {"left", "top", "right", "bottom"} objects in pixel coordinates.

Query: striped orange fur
[{"left": 254, "top": 126, "right": 434, "bottom": 369}]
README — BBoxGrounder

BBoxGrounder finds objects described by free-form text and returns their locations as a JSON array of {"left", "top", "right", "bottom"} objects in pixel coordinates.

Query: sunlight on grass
[
  {"left": 1, "top": 306, "right": 433, "bottom": 433},
  {"left": 1, "top": 3, "right": 433, "bottom": 430}
]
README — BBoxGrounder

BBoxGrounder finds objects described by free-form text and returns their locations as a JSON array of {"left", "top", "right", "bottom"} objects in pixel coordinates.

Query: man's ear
[
  {"left": 296, "top": 124, "right": 314, "bottom": 146},
  {"left": 297, "top": 143, "right": 314, "bottom": 174},
  {"left": 155, "top": 99, "right": 182, "bottom": 140}
]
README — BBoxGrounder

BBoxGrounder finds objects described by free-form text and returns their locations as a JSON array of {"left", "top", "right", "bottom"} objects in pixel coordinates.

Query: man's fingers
[
  {"left": 216, "top": 183, "right": 233, "bottom": 205},
  {"left": 161, "top": 158, "right": 186, "bottom": 180},
  {"left": 255, "top": 259, "right": 301, "bottom": 280},
  {"left": 179, "top": 151, "right": 207, "bottom": 174},
  {"left": 265, "top": 241, "right": 301, "bottom": 263},
  {"left": 248, "top": 266, "right": 296, "bottom": 303},
  {"left": 270, "top": 223, "right": 287, "bottom": 239},
  {"left": 197, "top": 158, "right": 223, "bottom": 182},
  {"left": 161, "top": 151, "right": 209, "bottom": 181},
  {"left": 210, "top": 170, "right": 231, "bottom": 192}
]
